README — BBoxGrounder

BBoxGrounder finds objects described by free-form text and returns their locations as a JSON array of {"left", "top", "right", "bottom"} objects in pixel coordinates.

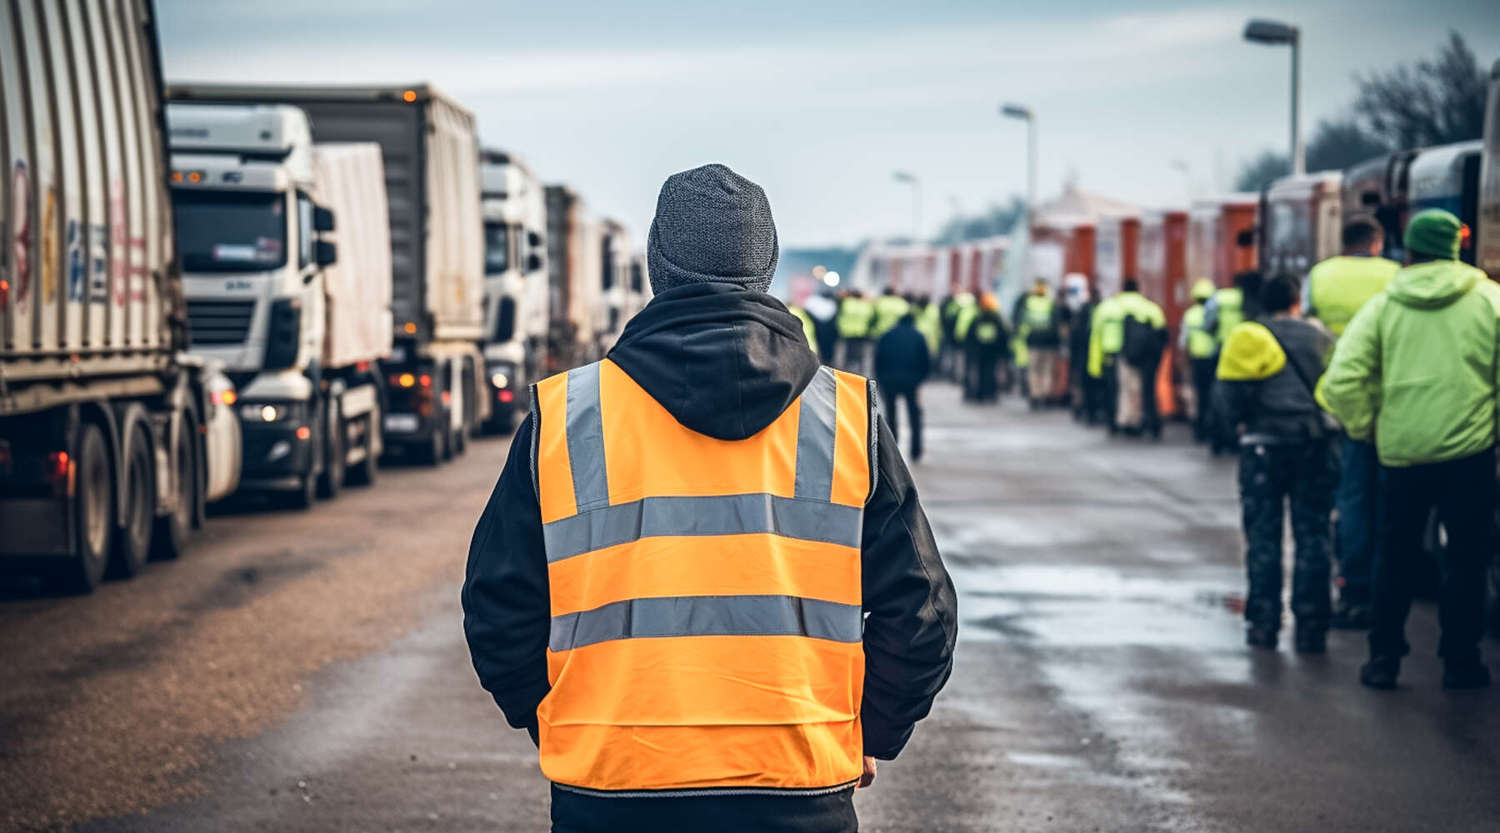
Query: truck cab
[
  {"left": 166, "top": 103, "right": 357, "bottom": 508},
  {"left": 479, "top": 149, "right": 547, "bottom": 432}
]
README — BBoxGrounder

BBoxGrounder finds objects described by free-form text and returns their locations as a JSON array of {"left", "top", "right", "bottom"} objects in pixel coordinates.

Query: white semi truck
[
  {"left": 479, "top": 149, "right": 547, "bottom": 433},
  {"left": 168, "top": 84, "right": 488, "bottom": 464},
  {"left": 0, "top": 0, "right": 230, "bottom": 591},
  {"left": 166, "top": 103, "right": 391, "bottom": 508}
]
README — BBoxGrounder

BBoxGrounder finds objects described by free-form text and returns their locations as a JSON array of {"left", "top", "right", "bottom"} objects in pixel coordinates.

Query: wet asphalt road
[{"left": 3, "top": 382, "right": 1499, "bottom": 832}]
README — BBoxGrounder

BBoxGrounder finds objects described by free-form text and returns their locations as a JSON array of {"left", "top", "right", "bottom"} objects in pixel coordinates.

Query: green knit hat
[{"left": 1404, "top": 209, "right": 1463, "bottom": 261}]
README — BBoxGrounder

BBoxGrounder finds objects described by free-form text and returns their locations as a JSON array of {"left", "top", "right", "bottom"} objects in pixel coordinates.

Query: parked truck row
[{"left": 2, "top": 0, "right": 649, "bottom": 592}]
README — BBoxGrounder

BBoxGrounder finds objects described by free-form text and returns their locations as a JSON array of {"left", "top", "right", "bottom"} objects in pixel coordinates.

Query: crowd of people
[{"left": 793, "top": 207, "right": 1498, "bottom": 691}]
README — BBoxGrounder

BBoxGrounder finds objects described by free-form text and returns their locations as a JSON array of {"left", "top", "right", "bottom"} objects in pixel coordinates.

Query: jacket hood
[
  {"left": 605, "top": 283, "right": 820, "bottom": 440},
  {"left": 1386, "top": 260, "right": 1480, "bottom": 310}
]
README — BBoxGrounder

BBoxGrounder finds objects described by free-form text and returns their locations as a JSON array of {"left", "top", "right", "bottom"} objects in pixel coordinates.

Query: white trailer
[
  {"left": 166, "top": 104, "right": 390, "bottom": 508},
  {"left": 479, "top": 149, "right": 547, "bottom": 432},
  {"left": 0, "top": 0, "right": 223, "bottom": 591}
]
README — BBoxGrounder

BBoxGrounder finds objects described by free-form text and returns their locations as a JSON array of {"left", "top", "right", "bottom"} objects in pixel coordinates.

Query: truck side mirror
[
  {"left": 526, "top": 252, "right": 543, "bottom": 272},
  {"left": 315, "top": 240, "right": 337, "bottom": 268},
  {"left": 313, "top": 205, "right": 336, "bottom": 232},
  {"left": 527, "top": 230, "right": 543, "bottom": 247}
]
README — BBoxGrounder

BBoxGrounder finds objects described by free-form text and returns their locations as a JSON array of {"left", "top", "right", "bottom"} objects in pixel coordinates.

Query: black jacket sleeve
[
  {"left": 860, "top": 415, "right": 958, "bottom": 760},
  {"left": 461, "top": 417, "right": 550, "bottom": 743}
]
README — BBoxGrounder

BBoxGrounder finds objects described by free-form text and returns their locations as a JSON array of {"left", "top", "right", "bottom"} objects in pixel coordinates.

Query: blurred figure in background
[
  {"left": 837, "top": 289, "right": 875, "bottom": 374},
  {"left": 941, "top": 290, "right": 974, "bottom": 380},
  {"left": 1320, "top": 210, "right": 1498, "bottom": 691},
  {"left": 1180, "top": 278, "right": 1219, "bottom": 443},
  {"left": 966, "top": 294, "right": 1009, "bottom": 403},
  {"left": 1215, "top": 274, "right": 1336, "bottom": 653},
  {"left": 875, "top": 309, "right": 932, "bottom": 463},
  {"left": 804, "top": 285, "right": 841, "bottom": 365},
  {"left": 872, "top": 286, "right": 911, "bottom": 339},
  {"left": 1071, "top": 284, "right": 1103, "bottom": 423},
  {"left": 1020, "top": 279, "right": 1064, "bottom": 409},
  {"left": 953, "top": 293, "right": 982, "bottom": 399},
  {"left": 1305, "top": 217, "right": 1401, "bottom": 630},
  {"left": 1113, "top": 279, "right": 1168, "bottom": 438},
  {"left": 1204, "top": 271, "right": 1264, "bottom": 452},
  {"left": 1087, "top": 290, "right": 1124, "bottom": 429},
  {"left": 788, "top": 299, "right": 818, "bottom": 353},
  {"left": 913, "top": 294, "right": 943, "bottom": 361}
]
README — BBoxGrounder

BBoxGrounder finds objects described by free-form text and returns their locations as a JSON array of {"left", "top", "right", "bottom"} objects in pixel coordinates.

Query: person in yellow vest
[
  {"left": 462, "top": 164, "right": 956, "bottom": 832},
  {"left": 1203, "top": 271, "right": 1264, "bottom": 452},
  {"left": 951, "top": 293, "right": 981, "bottom": 400},
  {"left": 966, "top": 293, "right": 1010, "bottom": 403},
  {"left": 1304, "top": 218, "right": 1400, "bottom": 631},
  {"left": 913, "top": 294, "right": 943, "bottom": 358},
  {"left": 1109, "top": 279, "right": 1168, "bottom": 438},
  {"left": 939, "top": 291, "right": 971, "bottom": 379},
  {"left": 1087, "top": 291, "right": 1125, "bottom": 428},
  {"left": 871, "top": 287, "right": 911, "bottom": 338},
  {"left": 1018, "top": 279, "right": 1064, "bottom": 410},
  {"left": 836, "top": 290, "right": 876, "bottom": 374},
  {"left": 1179, "top": 278, "right": 1219, "bottom": 443},
  {"left": 788, "top": 301, "right": 819, "bottom": 355}
]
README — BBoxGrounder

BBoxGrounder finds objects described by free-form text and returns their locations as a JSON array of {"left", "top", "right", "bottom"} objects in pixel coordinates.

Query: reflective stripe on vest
[{"left": 532, "top": 359, "right": 872, "bottom": 793}]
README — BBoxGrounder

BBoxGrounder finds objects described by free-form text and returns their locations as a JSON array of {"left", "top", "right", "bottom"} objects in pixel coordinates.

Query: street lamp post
[
  {"left": 1243, "top": 18, "right": 1304, "bottom": 176},
  {"left": 1000, "top": 103, "right": 1037, "bottom": 230},
  {"left": 892, "top": 170, "right": 921, "bottom": 243}
]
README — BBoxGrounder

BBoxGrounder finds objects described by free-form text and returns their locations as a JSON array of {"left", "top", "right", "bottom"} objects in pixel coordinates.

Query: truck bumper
[{"left": 239, "top": 420, "right": 313, "bottom": 491}]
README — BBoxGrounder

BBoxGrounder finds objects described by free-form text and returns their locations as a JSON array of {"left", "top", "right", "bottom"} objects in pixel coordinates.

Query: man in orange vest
[{"left": 463, "top": 164, "right": 958, "bottom": 832}]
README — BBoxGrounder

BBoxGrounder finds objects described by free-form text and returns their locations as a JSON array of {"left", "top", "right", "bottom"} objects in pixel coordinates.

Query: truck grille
[{"left": 186, "top": 300, "right": 255, "bottom": 346}]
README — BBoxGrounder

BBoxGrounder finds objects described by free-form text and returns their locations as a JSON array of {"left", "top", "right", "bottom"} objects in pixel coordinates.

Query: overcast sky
[{"left": 157, "top": 0, "right": 1500, "bottom": 248}]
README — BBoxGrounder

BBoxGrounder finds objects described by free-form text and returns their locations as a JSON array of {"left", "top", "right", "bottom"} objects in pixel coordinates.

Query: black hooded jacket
[{"left": 461, "top": 284, "right": 957, "bottom": 831}]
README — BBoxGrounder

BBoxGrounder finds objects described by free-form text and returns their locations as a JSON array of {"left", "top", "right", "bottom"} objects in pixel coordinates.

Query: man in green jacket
[
  {"left": 1306, "top": 218, "right": 1402, "bottom": 630},
  {"left": 1320, "top": 209, "right": 1500, "bottom": 691}
]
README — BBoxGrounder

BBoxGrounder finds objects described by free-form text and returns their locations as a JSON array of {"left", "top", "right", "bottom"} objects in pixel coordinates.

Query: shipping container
[
  {"left": 2, "top": 0, "right": 222, "bottom": 591},
  {"left": 1094, "top": 213, "right": 1139, "bottom": 298}
]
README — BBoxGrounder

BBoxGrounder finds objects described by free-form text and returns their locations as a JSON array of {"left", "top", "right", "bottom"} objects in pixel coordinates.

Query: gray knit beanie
[{"left": 647, "top": 163, "right": 779, "bottom": 294}]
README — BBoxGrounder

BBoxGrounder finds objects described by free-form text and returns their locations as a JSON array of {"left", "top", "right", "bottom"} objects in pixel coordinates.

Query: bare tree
[{"left": 1354, "top": 31, "right": 1487, "bottom": 148}]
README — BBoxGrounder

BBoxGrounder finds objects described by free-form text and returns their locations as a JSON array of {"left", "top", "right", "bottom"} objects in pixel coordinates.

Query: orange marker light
[
  {"left": 187, "top": 171, "right": 202, "bottom": 183},
  {"left": 221, "top": 389, "right": 237, "bottom": 405},
  {"left": 403, "top": 321, "right": 417, "bottom": 334},
  {"left": 295, "top": 426, "right": 311, "bottom": 440},
  {"left": 402, "top": 89, "right": 417, "bottom": 103},
  {"left": 419, "top": 374, "right": 432, "bottom": 388},
  {"left": 171, "top": 171, "right": 183, "bottom": 183},
  {"left": 397, "top": 372, "right": 416, "bottom": 388}
]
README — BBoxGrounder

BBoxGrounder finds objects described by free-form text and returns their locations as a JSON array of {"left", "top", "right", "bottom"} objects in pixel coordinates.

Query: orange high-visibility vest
[{"left": 532, "top": 359, "right": 874, "bottom": 794}]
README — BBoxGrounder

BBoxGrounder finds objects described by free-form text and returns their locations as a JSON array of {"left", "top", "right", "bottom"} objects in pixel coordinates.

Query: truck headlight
[
  {"left": 244, "top": 403, "right": 286, "bottom": 422},
  {"left": 491, "top": 372, "right": 509, "bottom": 389}
]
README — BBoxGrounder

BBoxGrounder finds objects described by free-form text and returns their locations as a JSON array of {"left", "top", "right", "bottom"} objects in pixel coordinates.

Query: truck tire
[
  {"left": 440, "top": 424, "right": 455, "bottom": 461},
  {"left": 317, "top": 399, "right": 345, "bottom": 500},
  {"left": 108, "top": 424, "right": 155, "bottom": 579},
  {"left": 453, "top": 423, "right": 469, "bottom": 456},
  {"left": 347, "top": 400, "right": 379, "bottom": 487},
  {"left": 151, "top": 408, "right": 198, "bottom": 561},
  {"left": 53, "top": 422, "right": 113, "bottom": 594}
]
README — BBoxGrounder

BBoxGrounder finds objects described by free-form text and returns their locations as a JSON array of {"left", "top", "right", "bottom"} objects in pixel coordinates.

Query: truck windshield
[
  {"left": 173, "top": 190, "right": 287, "bottom": 272},
  {"left": 485, "top": 223, "right": 509, "bottom": 275}
]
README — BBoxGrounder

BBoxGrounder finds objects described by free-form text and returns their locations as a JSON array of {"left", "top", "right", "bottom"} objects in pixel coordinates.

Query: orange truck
[
  {"left": 1094, "top": 212, "right": 1140, "bottom": 298},
  {"left": 1187, "top": 194, "right": 1259, "bottom": 287}
]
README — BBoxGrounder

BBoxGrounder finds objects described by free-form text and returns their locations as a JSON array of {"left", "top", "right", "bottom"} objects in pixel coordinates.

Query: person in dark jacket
[
  {"left": 965, "top": 294, "right": 1009, "bottom": 403},
  {"left": 874, "top": 312, "right": 931, "bottom": 462},
  {"left": 462, "top": 164, "right": 957, "bottom": 833},
  {"left": 1070, "top": 287, "right": 1100, "bottom": 422},
  {"left": 1214, "top": 274, "right": 1337, "bottom": 653}
]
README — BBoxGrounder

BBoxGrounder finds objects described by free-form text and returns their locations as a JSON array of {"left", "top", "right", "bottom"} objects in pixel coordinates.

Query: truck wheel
[
  {"left": 454, "top": 424, "right": 469, "bottom": 456},
  {"left": 54, "top": 423, "right": 113, "bottom": 594},
  {"left": 440, "top": 425, "right": 455, "bottom": 461},
  {"left": 317, "top": 399, "right": 345, "bottom": 499},
  {"left": 347, "top": 401, "right": 379, "bottom": 487},
  {"left": 151, "top": 409, "right": 197, "bottom": 561},
  {"left": 108, "top": 425, "right": 154, "bottom": 579}
]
